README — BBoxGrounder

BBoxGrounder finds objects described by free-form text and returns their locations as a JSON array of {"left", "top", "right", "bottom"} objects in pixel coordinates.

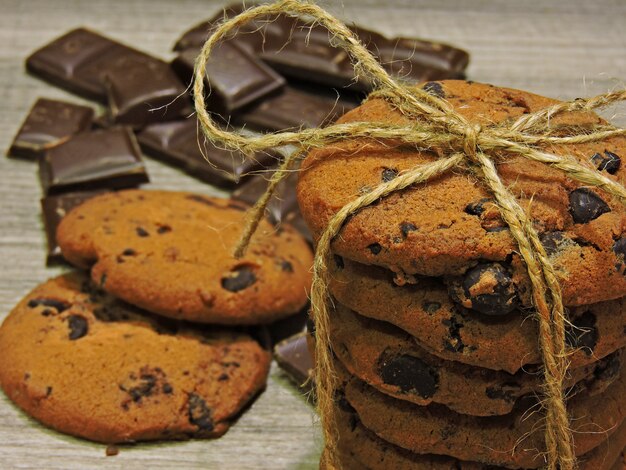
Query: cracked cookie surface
[{"left": 57, "top": 189, "right": 313, "bottom": 324}]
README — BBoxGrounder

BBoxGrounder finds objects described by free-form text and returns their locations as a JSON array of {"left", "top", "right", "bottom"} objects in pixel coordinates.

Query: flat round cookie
[
  {"left": 329, "top": 257, "right": 626, "bottom": 373},
  {"left": 330, "top": 304, "right": 619, "bottom": 416},
  {"left": 0, "top": 273, "right": 271, "bottom": 443},
  {"left": 297, "top": 80, "right": 626, "bottom": 307},
  {"left": 340, "top": 356, "right": 626, "bottom": 468},
  {"left": 57, "top": 190, "right": 313, "bottom": 324},
  {"left": 330, "top": 399, "right": 626, "bottom": 470}
]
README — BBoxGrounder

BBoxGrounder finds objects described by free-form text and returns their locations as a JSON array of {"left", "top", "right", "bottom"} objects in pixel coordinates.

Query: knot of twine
[{"left": 191, "top": 1, "right": 626, "bottom": 468}]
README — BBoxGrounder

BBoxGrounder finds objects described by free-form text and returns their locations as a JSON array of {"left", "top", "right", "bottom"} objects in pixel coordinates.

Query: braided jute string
[{"left": 192, "top": 1, "right": 626, "bottom": 468}]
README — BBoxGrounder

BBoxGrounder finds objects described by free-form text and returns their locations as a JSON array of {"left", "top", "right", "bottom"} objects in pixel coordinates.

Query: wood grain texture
[{"left": 0, "top": 0, "right": 624, "bottom": 468}]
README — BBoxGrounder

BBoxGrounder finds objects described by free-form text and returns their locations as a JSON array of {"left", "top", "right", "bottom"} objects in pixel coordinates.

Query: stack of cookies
[
  {"left": 297, "top": 80, "right": 626, "bottom": 469},
  {"left": 0, "top": 190, "right": 313, "bottom": 444}
]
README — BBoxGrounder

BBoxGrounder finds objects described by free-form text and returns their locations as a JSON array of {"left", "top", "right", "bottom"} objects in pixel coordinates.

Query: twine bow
[{"left": 191, "top": 1, "right": 626, "bottom": 468}]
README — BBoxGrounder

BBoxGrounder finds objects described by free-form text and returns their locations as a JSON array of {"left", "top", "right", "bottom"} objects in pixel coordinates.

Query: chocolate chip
[
  {"left": 450, "top": 263, "right": 518, "bottom": 316},
  {"left": 400, "top": 222, "right": 417, "bottom": 237},
  {"left": 218, "top": 373, "right": 229, "bottom": 381},
  {"left": 423, "top": 81, "right": 445, "bottom": 98},
  {"left": 221, "top": 266, "right": 257, "bottom": 292},
  {"left": 613, "top": 238, "right": 626, "bottom": 274},
  {"left": 67, "top": 314, "right": 88, "bottom": 340},
  {"left": 381, "top": 168, "right": 398, "bottom": 182},
  {"left": 442, "top": 315, "right": 465, "bottom": 353},
  {"left": 122, "top": 248, "right": 136, "bottom": 256},
  {"left": 485, "top": 382, "right": 521, "bottom": 403},
  {"left": 279, "top": 259, "right": 293, "bottom": 272},
  {"left": 422, "top": 301, "right": 442, "bottom": 314},
  {"left": 569, "top": 188, "right": 610, "bottom": 223},
  {"left": 27, "top": 298, "right": 70, "bottom": 312},
  {"left": 135, "top": 227, "right": 149, "bottom": 237},
  {"left": 333, "top": 255, "right": 344, "bottom": 269},
  {"left": 157, "top": 225, "right": 171, "bottom": 234},
  {"left": 593, "top": 352, "right": 621, "bottom": 382},
  {"left": 367, "top": 243, "right": 382, "bottom": 255},
  {"left": 464, "top": 198, "right": 491, "bottom": 216},
  {"left": 162, "top": 383, "right": 173, "bottom": 394},
  {"left": 591, "top": 151, "right": 621, "bottom": 174},
  {"left": 565, "top": 311, "right": 598, "bottom": 355},
  {"left": 378, "top": 354, "right": 439, "bottom": 398},
  {"left": 188, "top": 393, "right": 214, "bottom": 431},
  {"left": 540, "top": 231, "right": 566, "bottom": 256}
]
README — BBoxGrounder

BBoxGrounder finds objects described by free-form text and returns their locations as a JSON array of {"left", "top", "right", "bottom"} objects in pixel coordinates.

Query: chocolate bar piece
[
  {"left": 171, "top": 42, "right": 285, "bottom": 115},
  {"left": 7, "top": 98, "right": 94, "bottom": 160},
  {"left": 273, "top": 332, "right": 314, "bottom": 394},
  {"left": 39, "top": 127, "right": 149, "bottom": 195},
  {"left": 233, "top": 83, "right": 358, "bottom": 132},
  {"left": 41, "top": 190, "right": 109, "bottom": 264},
  {"left": 105, "top": 56, "right": 188, "bottom": 127},
  {"left": 137, "top": 119, "right": 278, "bottom": 187},
  {"left": 232, "top": 169, "right": 312, "bottom": 242},
  {"left": 173, "top": 3, "right": 292, "bottom": 54},
  {"left": 26, "top": 28, "right": 183, "bottom": 106}
]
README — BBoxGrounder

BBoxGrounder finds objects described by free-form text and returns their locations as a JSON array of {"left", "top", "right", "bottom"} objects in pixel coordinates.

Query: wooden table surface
[{"left": 0, "top": 1, "right": 624, "bottom": 468}]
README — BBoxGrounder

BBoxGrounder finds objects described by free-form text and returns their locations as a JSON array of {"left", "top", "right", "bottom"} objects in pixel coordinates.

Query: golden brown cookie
[
  {"left": 331, "top": 398, "right": 626, "bottom": 470},
  {"left": 330, "top": 304, "right": 619, "bottom": 416},
  {"left": 57, "top": 190, "right": 313, "bottom": 324},
  {"left": 340, "top": 356, "right": 626, "bottom": 468},
  {"left": 329, "top": 257, "right": 626, "bottom": 373},
  {"left": 297, "top": 80, "right": 626, "bottom": 308},
  {"left": 0, "top": 273, "right": 271, "bottom": 443}
]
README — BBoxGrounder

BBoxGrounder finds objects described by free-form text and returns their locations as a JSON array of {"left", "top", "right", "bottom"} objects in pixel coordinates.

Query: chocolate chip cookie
[
  {"left": 298, "top": 80, "right": 626, "bottom": 308},
  {"left": 329, "top": 257, "right": 626, "bottom": 373},
  {"left": 330, "top": 304, "right": 619, "bottom": 416},
  {"left": 57, "top": 190, "right": 313, "bottom": 324},
  {"left": 340, "top": 356, "right": 626, "bottom": 468},
  {"left": 0, "top": 273, "right": 271, "bottom": 443}
]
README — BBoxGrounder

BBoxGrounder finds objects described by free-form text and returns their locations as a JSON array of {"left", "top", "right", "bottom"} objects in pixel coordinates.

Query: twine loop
[{"left": 190, "top": 1, "right": 626, "bottom": 469}]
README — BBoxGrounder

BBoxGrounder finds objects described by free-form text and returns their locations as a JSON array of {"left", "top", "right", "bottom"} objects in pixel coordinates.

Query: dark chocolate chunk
[
  {"left": 449, "top": 263, "right": 518, "bottom": 316},
  {"left": 273, "top": 332, "right": 313, "bottom": 393},
  {"left": 41, "top": 190, "right": 109, "bottom": 264},
  {"left": 157, "top": 225, "right": 171, "bottom": 234},
  {"left": 464, "top": 198, "right": 491, "bottom": 216},
  {"left": 104, "top": 57, "right": 188, "bottom": 127},
  {"left": 423, "top": 81, "right": 445, "bottom": 98},
  {"left": 233, "top": 83, "right": 358, "bottom": 132},
  {"left": 137, "top": 119, "right": 277, "bottom": 187},
  {"left": 27, "top": 298, "right": 71, "bottom": 313},
  {"left": 67, "top": 314, "right": 88, "bottom": 340},
  {"left": 38, "top": 127, "right": 149, "bottom": 196},
  {"left": 188, "top": 393, "right": 215, "bottom": 431},
  {"left": 485, "top": 382, "right": 522, "bottom": 402},
  {"left": 378, "top": 354, "right": 439, "bottom": 398},
  {"left": 613, "top": 237, "right": 626, "bottom": 274},
  {"left": 422, "top": 301, "right": 441, "bottom": 314},
  {"left": 8, "top": 98, "right": 94, "bottom": 160},
  {"left": 367, "top": 243, "right": 382, "bottom": 255},
  {"left": 221, "top": 266, "right": 257, "bottom": 292},
  {"left": 565, "top": 311, "right": 598, "bottom": 355},
  {"left": 121, "top": 248, "right": 136, "bottom": 256},
  {"left": 569, "top": 188, "right": 611, "bottom": 223},
  {"left": 26, "top": 28, "right": 173, "bottom": 103},
  {"left": 591, "top": 150, "right": 621, "bottom": 174},
  {"left": 381, "top": 167, "right": 399, "bottom": 182},
  {"left": 279, "top": 259, "right": 293, "bottom": 272},
  {"left": 171, "top": 42, "right": 285, "bottom": 115},
  {"left": 540, "top": 231, "right": 567, "bottom": 256},
  {"left": 442, "top": 315, "right": 465, "bottom": 352},
  {"left": 135, "top": 227, "right": 149, "bottom": 237},
  {"left": 400, "top": 222, "right": 417, "bottom": 237}
]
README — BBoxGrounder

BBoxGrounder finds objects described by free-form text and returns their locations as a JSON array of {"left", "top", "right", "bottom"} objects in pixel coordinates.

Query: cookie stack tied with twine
[{"left": 192, "top": 1, "right": 626, "bottom": 468}]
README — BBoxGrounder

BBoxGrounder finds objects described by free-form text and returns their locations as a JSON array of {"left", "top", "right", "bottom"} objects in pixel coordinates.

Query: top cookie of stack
[{"left": 298, "top": 80, "right": 626, "bottom": 309}]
